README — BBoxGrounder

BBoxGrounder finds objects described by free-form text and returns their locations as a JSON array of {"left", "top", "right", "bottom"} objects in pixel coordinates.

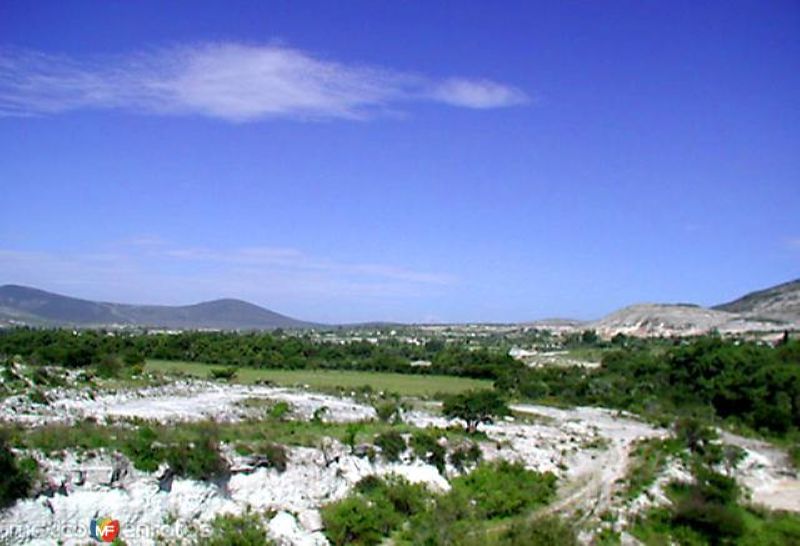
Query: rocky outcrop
[{"left": 588, "top": 303, "right": 796, "bottom": 338}]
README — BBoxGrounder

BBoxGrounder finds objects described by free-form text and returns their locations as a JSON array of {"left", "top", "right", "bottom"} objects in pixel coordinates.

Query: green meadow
[{"left": 146, "top": 359, "right": 492, "bottom": 397}]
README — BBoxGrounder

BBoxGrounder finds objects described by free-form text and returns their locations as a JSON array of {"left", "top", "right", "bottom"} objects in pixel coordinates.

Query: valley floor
[{"left": 0, "top": 372, "right": 797, "bottom": 545}]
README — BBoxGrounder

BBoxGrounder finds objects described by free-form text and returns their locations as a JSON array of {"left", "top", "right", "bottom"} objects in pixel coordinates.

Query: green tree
[{"left": 442, "top": 390, "right": 510, "bottom": 433}]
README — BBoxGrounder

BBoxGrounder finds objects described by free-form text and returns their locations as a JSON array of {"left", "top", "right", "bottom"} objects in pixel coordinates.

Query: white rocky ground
[
  {"left": 509, "top": 348, "right": 602, "bottom": 369},
  {"left": 0, "top": 382, "right": 797, "bottom": 545},
  {"left": 720, "top": 431, "right": 800, "bottom": 512},
  {"left": 0, "top": 380, "right": 376, "bottom": 426}
]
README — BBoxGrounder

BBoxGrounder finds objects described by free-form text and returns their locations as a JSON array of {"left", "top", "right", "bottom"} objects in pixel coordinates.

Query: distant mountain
[
  {"left": 0, "top": 285, "right": 318, "bottom": 330},
  {"left": 524, "top": 318, "right": 589, "bottom": 333},
  {"left": 713, "top": 279, "right": 800, "bottom": 322}
]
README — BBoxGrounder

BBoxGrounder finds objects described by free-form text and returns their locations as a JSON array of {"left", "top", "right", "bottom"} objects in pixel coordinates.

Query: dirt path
[{"left": 509, "top": 405, "right": 666, "bottom": 522}]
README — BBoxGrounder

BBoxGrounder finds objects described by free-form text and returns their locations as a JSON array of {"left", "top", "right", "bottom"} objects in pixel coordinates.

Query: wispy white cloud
[
  {"left": 0, "top": 42, "right": 527, "bottom": 121},
  {"left": 431, "top": 78, "right": 528, "bottom": 109},
  {"left": 160, "top": 244, "right": 456, "bottom": 286}
]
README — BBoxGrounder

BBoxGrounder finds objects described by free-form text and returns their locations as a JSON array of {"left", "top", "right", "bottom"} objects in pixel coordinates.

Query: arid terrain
[{"left": 1, "top": 376, "right": 797, "bottom": 545}]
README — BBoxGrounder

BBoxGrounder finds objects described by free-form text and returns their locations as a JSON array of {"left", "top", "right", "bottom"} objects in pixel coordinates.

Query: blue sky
[{"left": 1, "top": 1, "right": 798, "bottom": 323}]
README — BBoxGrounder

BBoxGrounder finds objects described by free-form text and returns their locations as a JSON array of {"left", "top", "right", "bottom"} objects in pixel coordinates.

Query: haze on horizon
[{"left": 1, "top": 1, "right": 798, "bottom": 324}]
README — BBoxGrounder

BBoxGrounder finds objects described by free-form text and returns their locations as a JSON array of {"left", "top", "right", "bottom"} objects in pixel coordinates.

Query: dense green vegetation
[
  {"left": 193, "top": 511, "right": 273, "bottom": 546},
  {"left": 496, "top": 336, "right": 800, "bottom": 438},
  {"left": 0, "top": 328, "right": 517, "bottom": 379},
  {"left": 630, "top": 419, "right": 800, "bottom": 545},
  {"left": 10, "top": 329, "right": 795, "bottom": 441},
  {"left": 322, "top": 463, "right": 559, "bottom": 546},
  {"left": 322, "top": 475, "right": 431, "bottom": 546}
]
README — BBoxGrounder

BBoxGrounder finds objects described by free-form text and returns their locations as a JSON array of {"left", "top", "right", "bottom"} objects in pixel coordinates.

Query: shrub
[
  {"left": 380, "top": 477, "right": 428, "bottom": 516},
  {"left": 410, "top": 431, "right": 446, "bottom": 473},
  {"left": 196, "top": 511, "right": 272, "bottom": 546},
  {"left": 31, "top": 367, "right": 64, "bottom": 387},
  {"left": 450, "top": 460, "right": 557, "bottom": 519},
  {"left": 260, "top": 443, "right": 288, "bottom": 472},
  {"left": 672, "top": 494, "right": 745, "bottom": 542},
  {"left": 28, "top": 389, "right": 49, "bottom": 405},
  {"left": 374, "top": 431, "right": 406, "bottom": 462},
  {"left": 324, "top": 475, "right": 428, "bottom": 546},
  {"left": 209, "top": 367, "right": 238, "bottom": 381},
  {"left": 503, "top": 515, "right": 579, "bottom": 546},
  {"left": 343, "top": 423, "right": 362, "bottom": 453},
  {"left": 665, "top": 468, "right": 743, "bottom": 544},
  {"left": 122, "top": 426, "right": 163, "bottom": 473},
  {"left": 789, "top": 443, "right": 800, "bottom": 470},
  {"left": 95, "top": 355, "right": 123, "bottom": 379},
  {"left": 322, "top": 495, "right": 398, "bottom": 546},
  {"left": 0, "top": 435, "right": 35, "bottom": 508},
  {"left": 166, "top": 436, "right": 229, "bottom": 481},
  {"left": 399, "top": 487, "right": 480, "bottom": 546},
  {"left": 674, "top": 417, "right": 722, "bottom": 465},
  {"left": 354, "top": 474, "right": 429, "bottom": 516},
  {"left": 312, "top": 406, "right": 329, "bottom": 423},
  {"left": 354, "top": 474, "right": 384, "bottom": 494},
  {"left": 624, "top": 437, "right": 682, "bottom": 500},
  {"left": 269, "top": 401, "right": 291, "bottom": 420},
  {"left": 374, "top": 402, "right": 400, "bottom": 423},
  {"left": 449, "top": 442, "right": 482, "bottom": 472},
  {"left": 694, "top": 466, "right": 739, "bottom": 505},
  {"left": 122, "top": 351, "right": 145, "bottom": 366}
]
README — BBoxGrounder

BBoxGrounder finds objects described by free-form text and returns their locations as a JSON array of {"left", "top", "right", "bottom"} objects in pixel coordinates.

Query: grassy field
[{"left": 146, "top": 359, "right": 492, "bottom": 397}]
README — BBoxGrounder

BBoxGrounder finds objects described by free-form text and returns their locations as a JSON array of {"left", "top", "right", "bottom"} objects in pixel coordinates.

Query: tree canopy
[{"left": 442, "top": 390, "right": 511, "bottom": 433}]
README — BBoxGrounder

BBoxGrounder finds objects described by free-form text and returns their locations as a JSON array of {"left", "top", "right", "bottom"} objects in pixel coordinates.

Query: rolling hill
[
  {"left": 587, "top": 279, "right": 800, "bottom": 338},
  {"left": 713, "top": 278, "right": 800, "bottom": 322},
  {"left": 588, "top": 303, "right": 790, "bottom": 338},
  {"left": 0, "top": 285, "right": 317, "bottom": 330}
]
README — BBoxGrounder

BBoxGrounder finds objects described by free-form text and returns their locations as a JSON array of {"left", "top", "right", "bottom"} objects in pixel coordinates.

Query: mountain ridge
[
  {"left": 712, "top": 278, "right": 800, "bottom": 321},
  {"left": 0, "top": 284, "right": 317, "bottom": 330},
  {"left": 2, "top": 278, "right": 799, "bottom": 335}
]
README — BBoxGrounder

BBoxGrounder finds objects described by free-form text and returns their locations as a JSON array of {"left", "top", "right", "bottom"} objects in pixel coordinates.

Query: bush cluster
[
  {"left": 323, "top": 463, "right": 559, "bottom": 546},
  {"left": 448, "top": 441, "right": 482, "bottom": 472},
  {"left": 208, "top": 367, "right": 238, "bottom": 381},
  {"left": 0, "top": 435, "right": 37, "bottom": 509},
  {"left": 410, "top": 430, "right": 446, "bottom": 472},
  {"left": 322, "top": 475, "right": 430, "bottom": 546},
  {"left": 374, "top": 431, "right": 406, "bottom": 462},
  {"left": 496, "top": 336, "right": 800, "bottom": 437},
  {"left": 450, "top": 460, "right": 557, "bottom": 519},
  {"left": 195, "top": 512, "right": 273, "bottom": 546}
]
